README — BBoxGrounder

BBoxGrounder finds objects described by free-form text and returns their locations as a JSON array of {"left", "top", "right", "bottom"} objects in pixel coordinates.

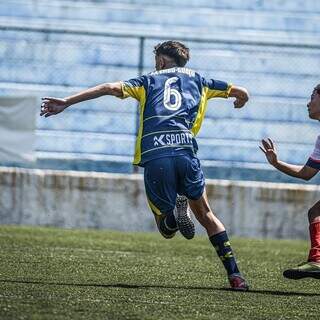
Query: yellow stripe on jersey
[
  {"left": 120, "top": 81, "right": 146, "bottom": 165},
  {"left": 133, "top": 87, "right": 146, "bottom": 165},
  {"left": 191, "top": 84, "right": 232, "bottom": 136},
  {"left": 191, "top": 86, "right": 209, "bottom": 136},
  {"left": 134, "top": 89, "right": 146, "bottom": 165},
  {"left": 121, "top": 82, "right": 145, "bottom": 101},
  {"left": 206, "top": 83, "right": 232, "bottom": 99}
]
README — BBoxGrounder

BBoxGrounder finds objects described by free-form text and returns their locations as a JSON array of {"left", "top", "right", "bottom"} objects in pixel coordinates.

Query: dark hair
[{"left": 153, "top": 41, "right": 190, "bottom": 67}]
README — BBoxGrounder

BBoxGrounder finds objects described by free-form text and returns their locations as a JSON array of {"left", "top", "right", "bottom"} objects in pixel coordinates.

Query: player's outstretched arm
[
  {"left": 229, "top": 86, "right": 249, "bottom": 108},
  {"left": 259, "top": 138, "right": 318, "bottom": 181},
  {"left": 40, "top": 82, "right": 123, "bottom": 117}
]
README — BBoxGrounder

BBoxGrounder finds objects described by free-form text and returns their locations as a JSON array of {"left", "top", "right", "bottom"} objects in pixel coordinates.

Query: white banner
[{"left": 0, "top": 96, "right": 37, "bottom": 163}]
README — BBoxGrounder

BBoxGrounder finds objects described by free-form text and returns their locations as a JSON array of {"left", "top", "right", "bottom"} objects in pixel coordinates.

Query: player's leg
[
  {"left": 283, "top": 200, "right": 320, "bottom": 279},
  {"left": 308, "top": 201, "right": 320, "bottom": 263},
  {"left": 144, "top": 157, "right": 179, "bottom": 239},
  {"left": 180, "top": 155, "right": 248, "bottom": 290},
  {"left": 147, "top": 198, "right": 178, "bottom": 239},
  {"left": 188, "top": 190, "right": 249, "bottom": 291}
]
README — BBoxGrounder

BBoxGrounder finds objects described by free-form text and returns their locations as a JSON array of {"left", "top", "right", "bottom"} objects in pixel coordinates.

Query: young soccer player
[
  {"left": 40, "top": 41, "right": 250, "bottom": 290},
  {"left": 260, "top": 84, "right": 320, "bottom": 280}
]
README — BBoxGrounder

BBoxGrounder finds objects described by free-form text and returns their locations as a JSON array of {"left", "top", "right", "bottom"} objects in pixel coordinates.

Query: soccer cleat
[
  {"left": 154, "top": 214, "right": 177, "bottom": 239},
  {"left": 283, "top": 261, "right": 320, "bottom": 280},
  {"left": 228, "top": 273, "right": 249, "bottom": 291},
  {"left": 175, "top": 195, "right": 195, "bottom": 240}
]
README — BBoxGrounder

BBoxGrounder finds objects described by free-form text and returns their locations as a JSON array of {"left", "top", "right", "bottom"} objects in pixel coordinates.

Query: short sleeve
[
  {"left": 201, "top": 77, "right": 232, "bottom": 99},
  {"left": 120, "top": 76, "right": 146, "bottom": 101},
  {"left": 306, "top": 136, "right": 320, "bottom": 169},
  {"left": 306, "top": 158, "right": 320, "bottom": 170}
]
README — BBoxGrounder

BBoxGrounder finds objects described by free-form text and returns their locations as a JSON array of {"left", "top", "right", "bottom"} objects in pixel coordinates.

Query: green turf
[{"left": 0, "top": 225, "right": 319, "bottom": 320}]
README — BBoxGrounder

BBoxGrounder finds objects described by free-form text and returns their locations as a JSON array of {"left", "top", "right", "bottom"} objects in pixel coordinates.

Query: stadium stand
[{"left": 1, "top": 0, "right": 320, "bottom": 182}]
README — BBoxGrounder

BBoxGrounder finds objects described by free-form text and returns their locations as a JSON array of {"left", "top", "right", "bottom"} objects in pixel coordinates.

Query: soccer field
[{"left": 0, "top": 226, "right": 319, "bottom": 320}]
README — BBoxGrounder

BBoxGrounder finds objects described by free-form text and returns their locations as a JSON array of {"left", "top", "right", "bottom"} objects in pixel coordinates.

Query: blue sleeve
[{"left": 201, "top": 77, "right": 232, "bottom": 99}]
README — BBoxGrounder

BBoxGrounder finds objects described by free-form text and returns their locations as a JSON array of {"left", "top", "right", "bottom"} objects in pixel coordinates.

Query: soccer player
[
  {"left": 40, "top": 41, "right": 250, "bottom": 290},
  {"left": 260, "top": 84, "right": 320, "bottom": 280}
]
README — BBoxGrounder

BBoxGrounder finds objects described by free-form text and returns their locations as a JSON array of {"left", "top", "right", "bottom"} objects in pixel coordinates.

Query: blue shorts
[{"left": 144, "top": 154, "right": 205, "bottom": 216}]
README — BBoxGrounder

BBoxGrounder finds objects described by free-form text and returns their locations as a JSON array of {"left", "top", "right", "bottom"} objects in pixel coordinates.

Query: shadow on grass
[
  {"left": 217, "top": 287, "right": 320, "bottom": 296},
  {"left": 1, "top": 279, "right": 320, "bottom": 297}
]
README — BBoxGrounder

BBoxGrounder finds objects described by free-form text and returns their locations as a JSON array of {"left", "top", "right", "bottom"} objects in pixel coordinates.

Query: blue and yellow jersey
[{"left": 120, "top": 67, "right": 232, "bottom": 166}]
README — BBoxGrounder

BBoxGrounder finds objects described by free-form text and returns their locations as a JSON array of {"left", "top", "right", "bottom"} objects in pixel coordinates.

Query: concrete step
[
  {"left": 1, "top": 62, "right": 317, "bottom": 98},
  {"left": 1, "top": 37, "right": 139, "bottom": 67},
  {"left": 33, "top": 150, "right": 320, "bottom": 185},
  {"left": 0, "top": 63, "right": 138, "bottom": 87},
  {"left": 205, "top": 97, "right": 308, "bottom": 123},
  {"left": 37, "top": 108, "right": 316, "bottom": 145},
  {"left": 198, "top": 118, "right": 318, "bottom": 145},
  {"left": 0, "top": 82, "right": 311, "bottom": 123},
  {"left": 4, "top": 0, "right": 320, "bottom": 15},
  {"left": 36, "top": 130, "right": 314, "bottom": 165},
  {"left": 32, "top": 150, "right": 320, "bottom": 184},
  {"left": 3, "top": 17, "right": 320, "bottom": 47},
  {"left": 1, "top": 1, "right": 320, "bottom": 34},
  {"left": 2, "top": 37, "right": 318, "bottom": 76},
  {"left": 45, "top": 96, "right": 309, "bottom": 123},
  {"left": 197, "top": 137, "right": 313, "bottom": 164},
  {"left": 35, "top": 151, "right": 134, "bottom": 173},
  {"left": 37, "top": 110, "right": 137, "bottom": 135},
  {"left": 102, "top": 0, "right": 320, "bottom": 14},
  {"left": 36, "top": 130, "right": 136, "bottom": 156}
]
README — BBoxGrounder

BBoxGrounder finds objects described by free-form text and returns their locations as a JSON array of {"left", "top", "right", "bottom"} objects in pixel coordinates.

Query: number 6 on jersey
[{"left": 163, "top": 77, "right": 182, "bottom": 111}]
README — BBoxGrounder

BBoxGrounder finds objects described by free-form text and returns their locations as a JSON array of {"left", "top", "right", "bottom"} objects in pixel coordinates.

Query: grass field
[{"left": 0, "top": 225, "right": 319, "bottom": 320}]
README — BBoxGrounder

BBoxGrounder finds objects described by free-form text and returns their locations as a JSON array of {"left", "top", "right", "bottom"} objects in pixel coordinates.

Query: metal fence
[{"left": 1, "top": 24, "right": 320, "bottom": 175}]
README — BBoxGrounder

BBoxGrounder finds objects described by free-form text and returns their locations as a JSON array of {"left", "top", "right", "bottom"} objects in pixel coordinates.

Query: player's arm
[
  {"left": 40, "top": 82, "right": 123, "bottom": 117},
  {"left": 259, "top": 138, "right": 319, "bottom": 180},
  {"left": 229, "top": 86, "right": 249, "bottom": 109},
  {"left": 202, "top": 77, "right": 249, "bottom": 109}
]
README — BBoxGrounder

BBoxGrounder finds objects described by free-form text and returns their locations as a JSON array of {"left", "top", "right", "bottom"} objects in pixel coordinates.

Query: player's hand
[
  {"left": 259, "top": 138, "right": 278, "bottom": 166},
  {"left": 40, "top": 97, "right": 68, "bottom": 117},
  {"left": 233, "top": 98, "right": 247, "bottom": 108},
  {"left": 230, "top": 86, "right": 249, "bottom": 109}
]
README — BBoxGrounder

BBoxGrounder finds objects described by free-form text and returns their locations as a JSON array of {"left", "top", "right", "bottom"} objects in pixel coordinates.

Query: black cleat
[
  {"left": 175, "top": 196, "right": 195, "bottom": 240},
  {"left": 283, "top": 262, "right": 320, "bottom": 280},
  {"left": 154, "top": 214, "right": 177, "bottom": 239}
]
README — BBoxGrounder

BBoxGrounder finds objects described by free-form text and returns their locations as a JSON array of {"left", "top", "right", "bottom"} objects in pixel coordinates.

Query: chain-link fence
[{"left": 1, "top": 25, "right": 320, "bottom": 178}]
